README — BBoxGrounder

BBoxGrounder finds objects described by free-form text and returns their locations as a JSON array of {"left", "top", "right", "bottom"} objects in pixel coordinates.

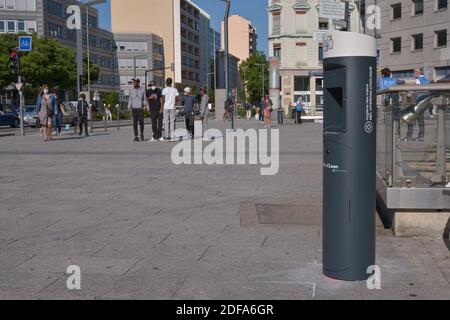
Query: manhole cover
[{"left": 240, "top": 202, "right": 322, "bottom": 227}]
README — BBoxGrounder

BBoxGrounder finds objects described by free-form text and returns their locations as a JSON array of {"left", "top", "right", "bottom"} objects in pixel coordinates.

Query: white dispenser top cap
[{"left": 323, "top": 31, "right": 377, "bottom": 59}]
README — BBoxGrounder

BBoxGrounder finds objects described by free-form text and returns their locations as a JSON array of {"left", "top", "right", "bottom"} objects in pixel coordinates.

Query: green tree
[
  {"left": 0, "top": 33, "right": 99, "bottom": 91},
  {"left": 101, "top": 91, "right": 118, "bottom": 107},
  {"left": 82, "top": 54, "right": 99, "bottom": 85},
  {"left": 239, "top": 52, "right": 269, "bottom": 105}
]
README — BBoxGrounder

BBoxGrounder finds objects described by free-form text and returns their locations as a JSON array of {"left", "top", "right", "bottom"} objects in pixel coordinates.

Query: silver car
[{"left": 23, "top": 105, "right": 39, "bottom": 127}]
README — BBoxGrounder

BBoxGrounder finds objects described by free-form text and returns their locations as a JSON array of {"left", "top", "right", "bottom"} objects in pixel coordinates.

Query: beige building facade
[
  {"left": 267, "top": 0, "right": 360, "bottom": 112},
  {"left": 111, "top": 0, "right": 210, "bottom": 88},
  {"left": 221, "top": 14, "right": 257, "bottom": 63}
]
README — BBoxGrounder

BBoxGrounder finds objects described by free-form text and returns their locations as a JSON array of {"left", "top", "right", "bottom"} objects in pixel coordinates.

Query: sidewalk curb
[{"left": 0, "top": 133, "right": 15, "bottom": 138}]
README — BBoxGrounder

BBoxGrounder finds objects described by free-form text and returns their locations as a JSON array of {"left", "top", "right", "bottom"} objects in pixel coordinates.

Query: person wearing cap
[
  {"left": 146, "top": 80, "right": 163, "bottom": 141},
  {"left": 199, "top": 87, "right": 209, "bottom": 139},
  {"left": 161, "top": 78, "right": 179, "bottom": 141},
  {"left": 128, "top": 78, "right": 148, "bottom": 142},
  {"left": 180, "top": 86, "right": 196, "bottom": 139}
]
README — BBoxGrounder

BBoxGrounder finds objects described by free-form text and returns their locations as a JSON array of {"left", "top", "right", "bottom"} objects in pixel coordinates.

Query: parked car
[
  {"left": 0, "top": 104, "right": 20, "bottom": 128},
  {"left": 23, "top": 105, "right": 39, "bottom": 127},
  {"left": 61, "top": 101, "right": 77, "bottom": 126}
]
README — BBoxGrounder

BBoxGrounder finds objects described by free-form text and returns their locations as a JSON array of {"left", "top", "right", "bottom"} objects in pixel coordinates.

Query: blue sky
[{"left": 93, "top": 0, "right": 268, "bottom": 55}]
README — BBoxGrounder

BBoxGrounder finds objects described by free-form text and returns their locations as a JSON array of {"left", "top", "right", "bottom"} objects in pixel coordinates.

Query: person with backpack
[
  {"left": 77, "top": 94, "right": 90, "bottom": 137},
  {"left": 295, "top": 97, "right": 304, "bottom": 125},
  {"left": 36, "top": 84, "right": 57, "bottom": 142},
  {"left": 223, "top": 98, "right": 232, "bottom": 121}
]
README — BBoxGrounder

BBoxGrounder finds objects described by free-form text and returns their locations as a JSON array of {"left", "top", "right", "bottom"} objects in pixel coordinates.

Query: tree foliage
[
  {"left": 0, "top": 33, "right": 99, "bottom": 91},
  {"left": 239, "top": 52, "right": 269, "bottom": 105},
  {"left": 101, "top": 91, "right": 119, "bottom": 107}
]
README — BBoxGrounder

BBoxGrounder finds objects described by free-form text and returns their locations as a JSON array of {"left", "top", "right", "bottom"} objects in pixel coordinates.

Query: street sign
[
  {"left": 319, "top": 0, "right": 346, "bottom": 20},
  {"left": 19, "top": 36, "right": 32, "bottom": 51},
  {"left": 313, "top": 30, "right": 328, "bottom": 43},
  {"left": 332, "top": 19, "right": 348, "bottom": 29}
]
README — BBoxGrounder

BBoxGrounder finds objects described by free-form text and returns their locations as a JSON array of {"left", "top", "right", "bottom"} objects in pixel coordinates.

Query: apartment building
[
  {"left": 111, "top": 0, "right": 211, "bottom": 89},
  {"left": 364, "top": 0, "right": 449, "bottom": 81},
  {"left": 0, "top": 0, "right": 118, "bottom": 93},
  {"left": 114, "top": 33, "right": 165, "bottom": 95},
  {"left": 221, "top": 14, "right": 257, "bottom": 63},
  {"left": 210, "top": 27, "right": 221, "bottom": 61},
  {"left": 215, "top": 50, "right": 240, "bottom": 90},
  {"left": 267, "top": 0, "right": 360, "bottom": 111}
]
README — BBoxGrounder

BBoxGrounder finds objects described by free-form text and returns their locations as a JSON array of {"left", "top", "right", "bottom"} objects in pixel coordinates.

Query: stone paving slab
[{"left": 0, "top": 119, "right": 449, "bottom": 300}]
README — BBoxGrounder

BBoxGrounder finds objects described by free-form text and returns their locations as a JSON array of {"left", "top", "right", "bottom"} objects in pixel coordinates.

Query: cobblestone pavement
[{"left": 0, "top": 119, "right": 448, "bottom": 299}]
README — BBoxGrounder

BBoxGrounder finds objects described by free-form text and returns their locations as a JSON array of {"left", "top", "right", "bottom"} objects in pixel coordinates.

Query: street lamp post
[
  {"left": 220, "top": 0, "right": 232, "bottom": 130},
  {"left": 206, "top": 72, "right": 214, "bottom": 97},
  {"left": 81, "top": 0, "right": 106, "bottom": 133},
  {"left": 341, "top": 0, "right": 351, "bottom": 32},
  {"left": 256, "top": 63, "right": 266, "bottom": 99}
]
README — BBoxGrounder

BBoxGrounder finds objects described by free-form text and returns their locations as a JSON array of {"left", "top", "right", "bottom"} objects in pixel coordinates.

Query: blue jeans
[
  {"left": 259, "top": 108, "right": 264, "bottom": 121},
  {"left": 54, "top": 113, "right": 63, "bottom": 133}
]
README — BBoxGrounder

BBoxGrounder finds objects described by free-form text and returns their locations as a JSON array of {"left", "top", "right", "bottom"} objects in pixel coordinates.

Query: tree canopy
[
  {"left": 239, "top": 52, "right": 269, "bottom": 105},
  {"left": 0, "top": 33, "right": 99, "bottom": 91}
]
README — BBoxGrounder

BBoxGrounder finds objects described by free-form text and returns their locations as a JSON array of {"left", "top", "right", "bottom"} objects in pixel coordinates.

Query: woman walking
[
  {"left": 36, "top": 84, "right": 56, "bottom": 142},
  {"left": 263, "top": 95, "right": 273, "bottom": 128}
]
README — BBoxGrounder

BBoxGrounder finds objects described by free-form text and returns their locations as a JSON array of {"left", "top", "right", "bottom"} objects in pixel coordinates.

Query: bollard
[
  {"left": 116, "top": 104, "right": 120, "bottom": 131},
  {"left": 277, "top": 108, "right": 284, "bottom": 125}
]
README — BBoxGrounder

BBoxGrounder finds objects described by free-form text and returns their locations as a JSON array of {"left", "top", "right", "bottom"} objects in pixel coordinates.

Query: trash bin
[{"left": 277, "top": 108, "right": 284, "bottom": 125}]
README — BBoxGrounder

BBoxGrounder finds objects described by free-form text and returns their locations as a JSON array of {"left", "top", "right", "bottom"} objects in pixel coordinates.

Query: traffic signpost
[
  {"left": 19, "top": 36, "right": 32, "bottom": 52},
  {"left": 313, "top": 30, "right": 328, "bottom": 43}
]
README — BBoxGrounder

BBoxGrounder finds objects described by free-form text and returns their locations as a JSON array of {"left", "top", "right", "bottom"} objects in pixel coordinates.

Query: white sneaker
[{"left": 159, "top": 137, "right": 164, "bottom": 142}]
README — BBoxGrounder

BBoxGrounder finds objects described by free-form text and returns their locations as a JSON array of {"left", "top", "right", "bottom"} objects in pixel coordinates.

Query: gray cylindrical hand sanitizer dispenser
[{"left": 322, "top": 31, "right": 377, "bottom": 281}]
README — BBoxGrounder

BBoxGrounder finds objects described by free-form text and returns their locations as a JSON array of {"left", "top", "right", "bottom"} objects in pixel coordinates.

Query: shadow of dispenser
[{"left": 322, "top": 31, "right": 377, "bottom": 281}]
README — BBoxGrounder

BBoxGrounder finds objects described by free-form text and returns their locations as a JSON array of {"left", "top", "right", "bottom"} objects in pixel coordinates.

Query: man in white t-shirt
[{"left": 161, "top": 78, "right": 179, "bottom": 141}]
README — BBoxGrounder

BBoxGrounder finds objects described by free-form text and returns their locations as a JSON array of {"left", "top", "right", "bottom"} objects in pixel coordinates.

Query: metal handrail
[{"left": 378, "top": 83, "right": 450, "bottom": 94}]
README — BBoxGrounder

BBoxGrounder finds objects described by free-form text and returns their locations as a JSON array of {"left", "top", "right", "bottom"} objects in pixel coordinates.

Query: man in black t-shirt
[{"left": 146, "top": 81, "right": 163, "bottom": 141}]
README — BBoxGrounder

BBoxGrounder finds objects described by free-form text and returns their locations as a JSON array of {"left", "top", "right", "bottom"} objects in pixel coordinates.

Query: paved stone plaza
[{"left": 0, "top": 119, "right": 449, "bottom": 300}]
